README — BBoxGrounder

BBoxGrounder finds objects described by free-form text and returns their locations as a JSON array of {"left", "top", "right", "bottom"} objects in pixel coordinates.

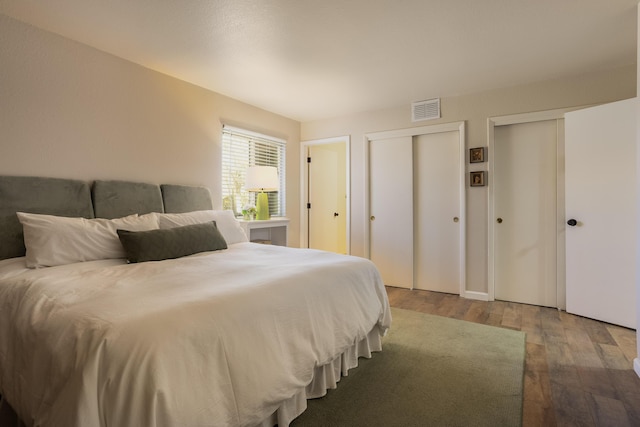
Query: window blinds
[{"left": 221, "top": 125, "right": 286, "bottom": 217}]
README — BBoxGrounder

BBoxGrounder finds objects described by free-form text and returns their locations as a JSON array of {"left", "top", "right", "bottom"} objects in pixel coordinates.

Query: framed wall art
[
  {"left": 470, "top": 171, "right": 486, "bottom": 187},
  {"left": 469, "top": 147, "right": 485, "bottom": 163}
]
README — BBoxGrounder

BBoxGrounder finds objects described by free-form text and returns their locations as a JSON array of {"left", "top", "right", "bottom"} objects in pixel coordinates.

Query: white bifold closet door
[
  {"left": 369, "top": 136, "right": 414, "bottom": 289},
  {"left": 413, "top": 132, "right": 461, "bottom": 293},
  {"left": 369, "top": 130, "right": 461, "bottom": 293}
]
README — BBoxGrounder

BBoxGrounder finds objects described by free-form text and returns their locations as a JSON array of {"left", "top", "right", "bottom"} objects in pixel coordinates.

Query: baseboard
[
  {"left": 463, "top": 291, "right": 489, "bottom": 301},
  {"left": 634, "top": 358, "right": 640, "bottom": 378}
]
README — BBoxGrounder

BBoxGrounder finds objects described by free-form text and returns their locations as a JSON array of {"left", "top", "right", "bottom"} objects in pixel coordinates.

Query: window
[{"left": 221, "top": 125, "right": 286, "bottom": 217}]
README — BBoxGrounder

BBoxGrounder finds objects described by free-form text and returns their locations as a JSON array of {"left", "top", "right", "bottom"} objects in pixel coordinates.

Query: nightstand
[{"left": 237, "top": 218, "right": 289, "bottom": 246}]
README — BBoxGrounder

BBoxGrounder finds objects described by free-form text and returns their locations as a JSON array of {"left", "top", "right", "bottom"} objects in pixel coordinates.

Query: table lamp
[{"left": 245, "top": 166, "right": 279, "bottom": 220}]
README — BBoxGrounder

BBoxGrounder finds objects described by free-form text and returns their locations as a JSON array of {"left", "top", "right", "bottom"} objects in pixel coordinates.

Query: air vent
[{"left": 411, "top": 98, "right": 440, "bottom": 122}]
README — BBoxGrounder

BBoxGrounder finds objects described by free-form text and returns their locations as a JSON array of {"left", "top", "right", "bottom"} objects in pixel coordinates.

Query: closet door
[
  {"left": 414, "top": 131, "right": 462, "bottom": 293},
  {"left": 494, "top": 120, "right": 559, "bottom": 307},
  {"left": 369, "top": 136, "right": 413, "bottom": 288}
]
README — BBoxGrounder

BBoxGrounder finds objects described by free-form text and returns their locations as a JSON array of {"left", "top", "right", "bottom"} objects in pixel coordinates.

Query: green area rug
[{"left": 292, "top": 307, "right": 525, "bottom": 426}]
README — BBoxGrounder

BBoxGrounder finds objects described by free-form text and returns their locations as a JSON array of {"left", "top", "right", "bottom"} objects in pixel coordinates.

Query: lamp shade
[{"left": 245, "top": 166, "right": 279, "bottom": 192}]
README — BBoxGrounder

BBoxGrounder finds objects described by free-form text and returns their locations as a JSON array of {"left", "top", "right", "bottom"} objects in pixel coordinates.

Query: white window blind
[{"left": 221, "top": 125, "right": 286, "bottom": 217}]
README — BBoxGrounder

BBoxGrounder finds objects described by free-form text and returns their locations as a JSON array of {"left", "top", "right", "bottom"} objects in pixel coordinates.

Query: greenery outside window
[{"left": 221, "top": 125, "right": 286, "bottom": 217}]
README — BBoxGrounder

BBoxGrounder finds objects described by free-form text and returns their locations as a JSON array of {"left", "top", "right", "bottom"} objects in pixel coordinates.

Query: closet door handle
[
  {"left": 497, "top": 218, "right": 503, "bottom": 224},
  {"left": 567, "top": 219, "right": 577, "bottom": 226}
]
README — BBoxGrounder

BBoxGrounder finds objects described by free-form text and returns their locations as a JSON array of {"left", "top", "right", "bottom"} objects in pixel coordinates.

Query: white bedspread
[{"left": 0, "top": 243, "right": 391, "bottom": 427}]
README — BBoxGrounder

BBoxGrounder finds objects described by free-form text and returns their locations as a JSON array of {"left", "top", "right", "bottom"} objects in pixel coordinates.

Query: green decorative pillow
[{"left": 117, "top": 221, "right": 227, "bottom": 263}]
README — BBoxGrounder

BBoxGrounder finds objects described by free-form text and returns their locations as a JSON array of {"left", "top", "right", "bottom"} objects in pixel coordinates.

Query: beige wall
[
  {"left": 302, "top": 65, "right": 636, "bottom": 294},
  {"left": 0, "top": 15, "right": 301, "bottom": 246}
]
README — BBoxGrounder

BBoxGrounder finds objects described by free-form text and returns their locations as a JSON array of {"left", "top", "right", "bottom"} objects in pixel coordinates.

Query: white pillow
[
  {"left": 157, "top": 210, "right": 248, "bottom": 245},
  {"left": 17, "top": 212, "right": 160, "bottom": 268}
]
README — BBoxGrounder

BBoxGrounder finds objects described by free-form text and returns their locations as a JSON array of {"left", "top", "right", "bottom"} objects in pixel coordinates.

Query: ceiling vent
[{"left": 411, "top": 98, "right": 440, "bottom": 122}]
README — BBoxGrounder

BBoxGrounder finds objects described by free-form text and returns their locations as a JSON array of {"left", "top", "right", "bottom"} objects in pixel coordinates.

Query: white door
[
  {"left": 369, "top": 136, "right": 413, "bottom": 288},
  {"left": 565, "top": 98, "right": 636, "bottom": 329},
  {"left": 308, "top": 143, "right": 347, "bottom": 253},
  {"left": 414, "top": 131, "right": 461, "bottom": 293},
  {"left": 494, "top": 120, "right": 559, "bottom": 307}
]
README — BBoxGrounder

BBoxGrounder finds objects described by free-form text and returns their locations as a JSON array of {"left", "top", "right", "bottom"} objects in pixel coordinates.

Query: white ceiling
[{"left": 1, "top": 0, "right": 637, "bottom": 122}]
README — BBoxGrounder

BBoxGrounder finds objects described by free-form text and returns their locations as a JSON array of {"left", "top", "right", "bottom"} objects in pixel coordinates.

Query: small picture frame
[
  {"left": 470, "top": 171, "right": 486, "bottom": 187},
  {"left": 469, "top": 147, "right": 485, "bottom": 163}
]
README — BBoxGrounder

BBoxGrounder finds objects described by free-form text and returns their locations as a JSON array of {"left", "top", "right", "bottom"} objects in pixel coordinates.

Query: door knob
[
  {"left": 567, "top": 219, "right": 577, "bottom": 226},
  {"left": 453, "top": 217, "right": 459, "bottom": 223},
  {"left": 334, "top": 212, "right": 339, "bottom": 217},
  {"left": 496, "top": 218, "right": 503, "bottom": 224},
  {"left": 370, "top": 216, "right": 375, "bottom": 221}
]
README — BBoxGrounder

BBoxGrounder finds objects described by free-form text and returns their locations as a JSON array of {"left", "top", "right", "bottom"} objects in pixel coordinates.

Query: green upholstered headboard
[
  {"left": 161, "top": 184, "right": 213, "bottom": 213},
  {"left": 0, "top": 176, "right": 213, "bottom": 260},
  {"left": 92, "top": 180, "right": 164, "bottom": 219},
  {"left": 0, "top": 176, "right": 94, "bottom": 260}
]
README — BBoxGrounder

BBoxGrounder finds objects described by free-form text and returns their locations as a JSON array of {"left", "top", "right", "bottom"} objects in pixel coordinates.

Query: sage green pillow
[{"left": 117, "top": 221, "right": 227, "bottom": 263}]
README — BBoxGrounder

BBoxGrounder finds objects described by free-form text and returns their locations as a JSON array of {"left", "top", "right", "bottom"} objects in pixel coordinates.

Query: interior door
[
  {"left": 565, "top": 98, "right": 636, "bottom": 329},
  {"left": 369, "top": 136, "right": 413, "bottom": 288},
  {"left": 414, "top": 131, "right": 461, "bottom": 293},
  {"left": 494, "top": 120, "right": 559, "bottom": 307},
  {"left": 308, "top": 143, "right": 347, "bottom": 253}
]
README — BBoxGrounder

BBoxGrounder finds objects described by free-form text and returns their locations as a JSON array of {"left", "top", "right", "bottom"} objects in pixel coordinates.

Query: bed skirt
[
  {"left": 257, "top": 323, "right": 385, "bottom": 427},
  {"left": 0, "top": 324, "right": 385, "bottom": 427}
]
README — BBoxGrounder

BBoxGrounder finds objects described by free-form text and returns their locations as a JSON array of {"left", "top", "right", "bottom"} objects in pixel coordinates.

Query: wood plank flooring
[{"left": 386, "top": 286, "right": 640, "bottom": 427}]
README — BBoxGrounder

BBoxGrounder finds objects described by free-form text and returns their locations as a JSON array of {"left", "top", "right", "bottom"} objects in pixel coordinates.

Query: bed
[{"left": 0, "top": 176, "right": 391, "bottom": 427}]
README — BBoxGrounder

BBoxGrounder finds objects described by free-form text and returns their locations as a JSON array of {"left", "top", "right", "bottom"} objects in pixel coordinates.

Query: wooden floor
[{"left": 386, "top": 287, "right": 640, "bottom": 426}]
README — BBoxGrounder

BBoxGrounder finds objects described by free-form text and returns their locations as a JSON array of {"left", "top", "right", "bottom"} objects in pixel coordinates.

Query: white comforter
[{"left": 0, "top": 243, "right": 391, "bottom": 427}]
